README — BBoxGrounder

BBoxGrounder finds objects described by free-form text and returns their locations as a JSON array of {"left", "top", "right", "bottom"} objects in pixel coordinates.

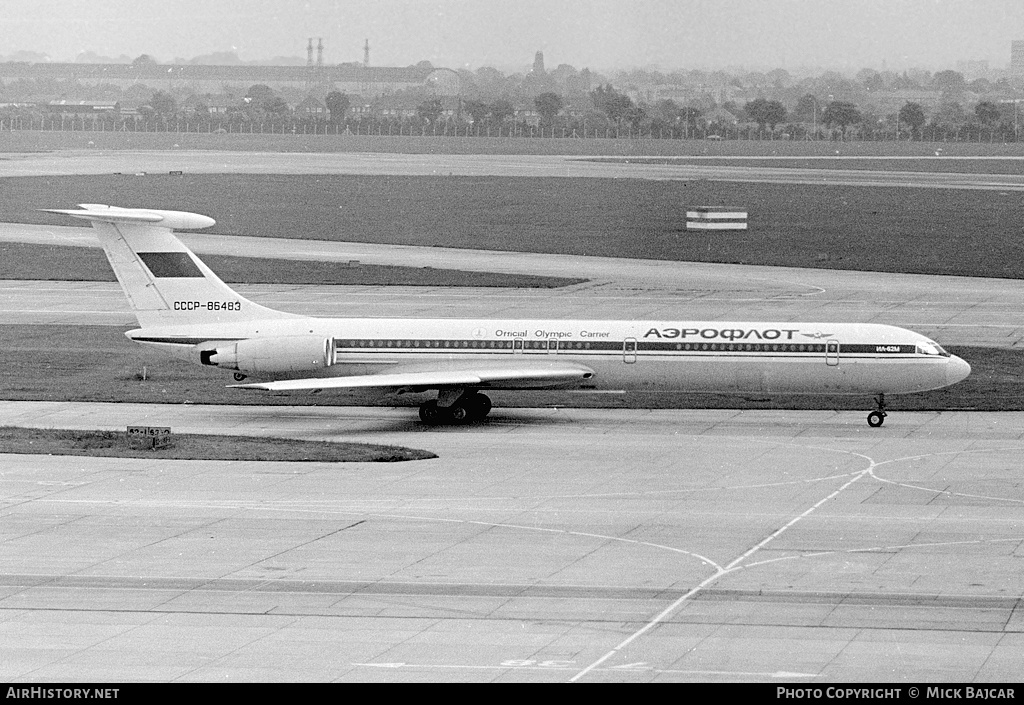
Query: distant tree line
[{"left": 4, "top": 61, "right": 1024, "bottom": 142}]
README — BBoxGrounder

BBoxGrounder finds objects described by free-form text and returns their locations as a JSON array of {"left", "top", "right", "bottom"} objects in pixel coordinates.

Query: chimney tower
[
  {"left": 364, "top": 39, "right": 370, "bottom": 67},
  {"left": 532, "top": 51, "right": 545, "bottom": 74},
  {"left": 316, "top": 37, "right": 324, "bottom": 67},
  {"left": 306, "top": 38, "right": 313, "bottom": 66}
]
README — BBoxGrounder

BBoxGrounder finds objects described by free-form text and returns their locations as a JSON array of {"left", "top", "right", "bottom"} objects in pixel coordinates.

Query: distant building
[
  {"left": 532, "top": 51, "right": 545, "bottom": 75},
  {"left": 46, "top": 100, "right": 118, "bottom": 116},
  {"left": 372, "top": 93, "right": 423, "bottom": 119},
  {"left": 293, "top": 95, "right": 327, "bottom": 117},
  {"left": 181, "top": 94, "right": 238, "bottom": 115},
  {"left": 1011, "top": 41, "right": 1024, "bottom": 75},
  {"left": 703, "top": 106, "right": 738, "bottom": 126},
  {"left": 0, "top": 62, "right": 436, "bottom": 99},
  {"left": 515, "top": 104, "right": 541, "bottom": 126},
  {"left": 424, "top": 68, "right": 461, "bottom": 96}
]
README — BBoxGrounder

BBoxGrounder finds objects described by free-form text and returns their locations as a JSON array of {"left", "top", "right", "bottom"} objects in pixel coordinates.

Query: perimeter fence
[{"left": 1, "top": 115, "right": 1019, "bottom": 144}]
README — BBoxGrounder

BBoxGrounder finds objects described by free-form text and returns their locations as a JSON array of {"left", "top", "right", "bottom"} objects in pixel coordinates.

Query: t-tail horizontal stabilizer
[
  {"left": 42, "top": 204, "right": 217, "bottom": 229},
  {"left": 45, "top": 204, "right": 298, "bottom": 328}
]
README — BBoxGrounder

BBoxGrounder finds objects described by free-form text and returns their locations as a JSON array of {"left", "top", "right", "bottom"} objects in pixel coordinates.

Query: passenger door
[
  {"left": 623, "top": 338, "right": 637, "bottom": 364},
  {"left": 826, "top": 339, "right": 839, "bottom": 367}
]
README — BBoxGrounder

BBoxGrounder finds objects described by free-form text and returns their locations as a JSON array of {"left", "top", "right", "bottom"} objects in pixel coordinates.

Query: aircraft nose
[{"left": 947, "top": 355, "right": 971, "bottom": 386}]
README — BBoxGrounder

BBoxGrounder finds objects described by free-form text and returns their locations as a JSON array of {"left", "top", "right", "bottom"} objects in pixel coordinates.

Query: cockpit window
[{"left": 917, "top": 341, "right": 951, "bottom": 357}]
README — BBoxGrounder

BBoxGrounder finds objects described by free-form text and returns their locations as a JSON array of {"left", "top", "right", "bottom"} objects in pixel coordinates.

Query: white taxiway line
[{"left": 569, "top": 455, "right": 876, "bottom": 682}]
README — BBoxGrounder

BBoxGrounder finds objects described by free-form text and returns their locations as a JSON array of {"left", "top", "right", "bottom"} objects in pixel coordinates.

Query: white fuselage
[{"left": 130, "top": 316, "right": 970, "bottom": 396}]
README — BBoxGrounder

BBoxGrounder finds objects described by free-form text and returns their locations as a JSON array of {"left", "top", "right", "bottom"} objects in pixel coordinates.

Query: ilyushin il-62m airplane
[{"left": 48, "top": 204, "right": 972, "bottom": 427}]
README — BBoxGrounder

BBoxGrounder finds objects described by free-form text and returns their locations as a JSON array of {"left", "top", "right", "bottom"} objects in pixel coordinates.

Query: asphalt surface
[
  {"left": 2, "top": 149, "right": 1024, "bottom": 190},
  {"left": 1, "top": 402, "right": 1022, "bottom": 682}
]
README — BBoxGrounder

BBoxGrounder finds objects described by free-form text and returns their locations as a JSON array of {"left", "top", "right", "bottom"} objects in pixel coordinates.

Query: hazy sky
[{"left": 4, "top": 0, "right": 1023, "bottom": 72}]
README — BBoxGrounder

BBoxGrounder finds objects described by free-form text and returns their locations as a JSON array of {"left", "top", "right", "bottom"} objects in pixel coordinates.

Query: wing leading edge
[{"left": 229, "top": 364, "right": 595, "bottom": 392}]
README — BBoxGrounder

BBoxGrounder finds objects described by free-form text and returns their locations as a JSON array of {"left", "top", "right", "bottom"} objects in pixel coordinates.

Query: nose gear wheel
[{"left": 867, "top": 394, "right": 888, "bottom": 427}]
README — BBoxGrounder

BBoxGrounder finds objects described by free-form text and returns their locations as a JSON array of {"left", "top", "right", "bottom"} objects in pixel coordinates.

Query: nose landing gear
[{"left": 867, "top": 394, "right": 887, "bottom": 427}]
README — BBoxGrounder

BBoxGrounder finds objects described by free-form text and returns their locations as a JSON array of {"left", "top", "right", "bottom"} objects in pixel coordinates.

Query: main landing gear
[
  {"left": 419, "top": 391, "right": 492, "bottom": 426},
  {"left": 867, "top": 393, "right": 888, "bottom": 428}
]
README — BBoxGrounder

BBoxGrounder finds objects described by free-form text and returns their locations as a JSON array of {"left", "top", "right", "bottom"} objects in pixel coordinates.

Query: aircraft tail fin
[{"left": 44, "top": 204, "right": 298, "bottom": 328}]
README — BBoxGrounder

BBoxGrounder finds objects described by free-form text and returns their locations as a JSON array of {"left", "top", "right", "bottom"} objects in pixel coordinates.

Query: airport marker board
[{"left": 686, "top": 207, "right": 748, "bottom": 231}]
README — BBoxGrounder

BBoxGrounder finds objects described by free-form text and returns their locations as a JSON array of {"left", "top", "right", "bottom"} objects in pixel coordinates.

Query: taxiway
[
  {"left": 2, "top": 150, "right": 1024, "bottom": 190},
  {"left": 0, "top": 402, "right": 1022, "bottom": 682}
]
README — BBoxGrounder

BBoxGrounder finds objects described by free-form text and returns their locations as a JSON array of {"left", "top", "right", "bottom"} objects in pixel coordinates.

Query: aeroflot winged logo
[{"left": 643, "top": 327, "right": 835, "bottom": 341}]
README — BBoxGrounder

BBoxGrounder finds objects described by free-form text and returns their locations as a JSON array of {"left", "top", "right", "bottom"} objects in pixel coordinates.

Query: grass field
[
  {"left": 0, "top": 325, "right": 1018, "bottom": 413},
  {"left": 11, "top": 172, "right": 1024, "bottom": 279},
  {"left": 0, "top": 241, "right": 584, "bottom": 288},
  {"left": 0, "top": 426, "right": 435, "bottom": 462}
]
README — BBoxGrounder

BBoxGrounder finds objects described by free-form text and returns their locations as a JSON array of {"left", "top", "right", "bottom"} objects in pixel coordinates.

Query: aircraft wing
[{"left": 229, "top": 365, "right": 594, "bottom": 392}]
